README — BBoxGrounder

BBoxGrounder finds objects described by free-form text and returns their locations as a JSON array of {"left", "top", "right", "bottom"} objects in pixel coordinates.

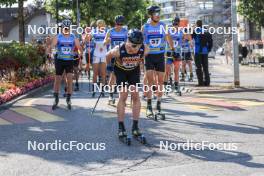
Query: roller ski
[
  {"left": 174, "top": 82, "right": 182, "bottom": 96},
  {"left": 132, "top": 127, "right": 146, "bottom": 144},
  {"left": 180, "top": 73, "right": 185, "bottom": 82},
  {"left": 188, "top": 73, "right": 193, "bottom": 82},
  {"left": 66, "top": 94, "right": 72, "bottom": 110},
  {"left": 52, "top": 93, "right": 59, "bottom": 110},
  {"left": 154, "top": 101, "right": 165, "bottom": 120},
  {"left": 146, "top": 103, "right": 156, "bottom": 120},
  {"left": 74, "top": 82, "right": 79, "bottom": 91},
  {"left": 118, "top": 128, "right": 131, "bottom": 146},
  {"left": 108, "top": 93, "right": 115, "bottom": 105}
]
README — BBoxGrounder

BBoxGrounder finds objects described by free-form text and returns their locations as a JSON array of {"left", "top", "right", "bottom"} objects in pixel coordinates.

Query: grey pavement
[{"left": 0, "top": 59, "right": 264, "bottom": 176}]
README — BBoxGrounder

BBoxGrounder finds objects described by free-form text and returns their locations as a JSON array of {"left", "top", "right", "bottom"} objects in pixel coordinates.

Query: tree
[
  {"left": 0, "top": 0, "right": 25, "bottom": 44},
  {"left": 45, "top": 0, "right": 150, "bottom": 28},
  {"left": 238, "top": 0, "right": 264, "bottom": 28}
]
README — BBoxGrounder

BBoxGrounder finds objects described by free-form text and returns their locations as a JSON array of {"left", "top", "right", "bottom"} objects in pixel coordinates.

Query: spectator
[{"left": 192, "top": 20, "right": 213, "bottom": 86}]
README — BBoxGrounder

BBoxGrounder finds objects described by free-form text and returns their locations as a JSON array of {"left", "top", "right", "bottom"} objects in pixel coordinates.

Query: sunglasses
[
  {"left": 130, "top": 43, "right": 141, "bottom": 48},
  {"left": 116, "top": 23, "right": 123, "bottom": 26},
  {"left": 153, "top": 12, "right": 160, "bottom": 17}
]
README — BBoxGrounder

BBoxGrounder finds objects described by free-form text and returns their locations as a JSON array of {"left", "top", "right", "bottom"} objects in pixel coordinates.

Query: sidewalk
[{"left": 189, "top": 56, "right": 264, "bottom": 94}]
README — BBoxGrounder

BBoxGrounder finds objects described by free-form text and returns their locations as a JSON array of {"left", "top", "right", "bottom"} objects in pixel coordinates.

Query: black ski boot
[
  {"left": 189, "top": 72, "right": 194, "bottom": 82},
  {"left": 155, "top": 100, "right": 165, "bottom": 120},
  {"left": 52, "top": 93, "right": 59, "bottom": 110},
  {"left": 63, "top": 87, "right": 67, "bottom": 97},
  {"left": 146, "top": 99, "right": 154, "bottom": 120},
  {"left": 180, "top": 72, "right": 185, "bottom": 82},
  {"left": 118, "top": 122, "right": 131, "bottom": 145},
  {"left": 66, "top": 94, "right": 72, "bottom": 110},
  {"left": 74, "top": 82, "right": 79, "bottom": 91}
]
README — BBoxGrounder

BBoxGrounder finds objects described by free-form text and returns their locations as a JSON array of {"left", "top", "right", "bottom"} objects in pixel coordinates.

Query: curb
[
  {"left": 0, "top": 82, "right": 53, "bottom": 111},
  {"left": 195, "top": 87, "right": 264, "bottom": 94}
]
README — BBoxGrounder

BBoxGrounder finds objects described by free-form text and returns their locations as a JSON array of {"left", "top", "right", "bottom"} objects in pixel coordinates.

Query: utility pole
[
  {"left": 231, "top": 0, "right": 240, "bottom": 87},
  {"left": 56, "top": 0, "right": 59, "bottom": 25},
  {"left": 76, "top": 0, "right": 80, "bottom": 27}
]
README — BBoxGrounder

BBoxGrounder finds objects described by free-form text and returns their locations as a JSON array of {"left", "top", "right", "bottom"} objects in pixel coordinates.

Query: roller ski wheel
[
  {"left": 52, "top": 104, "right": 58, "bottom": 110},
  {"left": 66, "top": 99, "right": 72, "bottom": 110},
  {"left": 154, "top": 112, "right": 166, "bottom": 120},
  {"left": 174, "top": 87, "right": 182, "bottom": 96},
  {"left": 118, "top": 130, "right": 131, "bottom": 146},
  {"left": 108, "top": 98, "right": 115, "bottom": 105},
  {"left": 146, "top": 108, "right": 156, "bottom": 121},
  {"left": 52, "top": 96, "right": 59, "bottom": 110},
  {"left": 74, "top": 86, "right": 79, "bottom": 91},
  {"left": 132, "top": 129, "right": 146, "bottom": 144}
]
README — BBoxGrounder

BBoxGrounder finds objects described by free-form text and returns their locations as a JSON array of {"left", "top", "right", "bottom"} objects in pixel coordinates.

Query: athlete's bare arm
[
  {"left": 103, "top": 31, "right": 111, "bottom": 46},
  {"left": 106, "top": 46, "right": 120, "bottom": 65},
  {"left": 166, "top": 33, "right": 174, "bottom": 51},
  {"left": 75, "top": 38, "right": 83, "bottom": 56},
  {"left": 49, "top": 36, "right": 57, "bottom": 55}
]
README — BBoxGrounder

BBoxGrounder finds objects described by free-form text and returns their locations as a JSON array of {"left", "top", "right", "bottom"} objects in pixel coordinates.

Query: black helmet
[
  {"left": 146, "top": 5, "right": 160, "bottom": 15},
  {"left": 61, "top": 19, "right": 72, "bottom": 28},
  {"left": 115, "top": 15, "right": 125, "bottom": 25},
  {"left": 172, "top": 16, "right": 180, "bottom": 25},
  {"left": 127, "top": 29, "right": 143, "bottom": 44}
]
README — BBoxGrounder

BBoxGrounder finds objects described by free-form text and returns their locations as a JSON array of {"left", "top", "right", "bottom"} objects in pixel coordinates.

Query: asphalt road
[{"left": 0, "top": 59, "right": 264, "bottom": 176}]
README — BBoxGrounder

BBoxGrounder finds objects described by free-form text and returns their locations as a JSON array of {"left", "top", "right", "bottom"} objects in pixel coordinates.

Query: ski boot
[
  {"left": 63, "top": 87, "right": 67, "bottom": 97},
  {"left": 132, "top": 127, "right": 146, "bottom": 144},
  {"left": 180, "top": 73, "right": 185, "bottom": 82},
  {"left": 92, "top": 91, "right": 96, "bottom": 98},
  {"left": 118, "top": 128, "right": 131, "bottom": 146},
  {"left": 66, "top": 94, "right": 72, "bottom": 110},
  {"left": 174, "top": 82, "right": 182, "bottom": 96},
  {"left": 146, "top": 103, "right": 155, "bottom": 120},
  {"left": 74, "top": 82, "right": 79, "bottom": 91},
  {"left": 189, "top": 73, "right": 193, "bottom": 82},
  {"left": 108, "top": 93, "right": 115, "bottom": 105},
  {"left": 155, "top": 101, "right": 165, "bottom": 120},
  {"left": 52, "top": 93, "right": 59, "bottom": 110}
]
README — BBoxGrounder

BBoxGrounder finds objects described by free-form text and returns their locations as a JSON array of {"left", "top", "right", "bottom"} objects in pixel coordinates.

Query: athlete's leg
[
  {"left": 117, "top": 90, "right": 128, "bottom": 122},
  {"left": 146, "top": 70, "right": 155, "bottom": 99},
  {"left": 92, "top": 63, "right": 99, "bottom": 95},
  {"left": 156, "top": 71, "right": 165, "bottom": 98},
  {"left": 173, "top": 60, "right": 181, "bottom": 85}
]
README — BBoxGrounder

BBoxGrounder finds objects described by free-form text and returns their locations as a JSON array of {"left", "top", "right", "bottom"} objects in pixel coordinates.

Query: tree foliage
[
  {"left": 45, "top": 0, "right": 151, "bottom": 28},
  {"left": 238, "top": 0, "right": 264, "bottom": 27}
]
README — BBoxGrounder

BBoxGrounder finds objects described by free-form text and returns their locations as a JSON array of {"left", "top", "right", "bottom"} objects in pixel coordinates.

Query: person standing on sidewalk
[
  {"left": 49, "top": 19, "right": 83, "bottom": 110},
  {"left": 192, "top": 20, "right": 213, "bottom": 87}
]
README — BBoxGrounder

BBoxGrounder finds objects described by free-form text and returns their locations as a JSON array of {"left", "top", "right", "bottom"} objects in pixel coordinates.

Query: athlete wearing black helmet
[
  {"left": 142, "top": 5, "right": 175, "bottom": 120},
  {"left": 106, "top": 29, "right": 149, "bottom": 141},
  {"left": 104, "top": 15, "right": 128, "bottom": 105}
]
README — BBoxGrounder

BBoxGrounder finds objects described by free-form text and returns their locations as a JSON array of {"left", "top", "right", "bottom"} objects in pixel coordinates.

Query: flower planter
[{"left": 0, "top": 76, "right": 54, "bottom": 105}]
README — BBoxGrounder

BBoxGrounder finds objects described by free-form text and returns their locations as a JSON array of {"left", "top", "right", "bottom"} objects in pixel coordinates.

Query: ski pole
[{"left": 91, "top": 90, "right": 103, "bottom": 117}]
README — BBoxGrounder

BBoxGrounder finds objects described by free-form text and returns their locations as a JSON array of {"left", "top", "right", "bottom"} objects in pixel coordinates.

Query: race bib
[
  {"left": 61, "top": 47, "right": 72, "bottom": 55},
  {"left": 150, "top": 38, "right": 161, "bottom": 47},
  {"left": 113, "top": 41, "right": 122, "bottom": 46}
]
